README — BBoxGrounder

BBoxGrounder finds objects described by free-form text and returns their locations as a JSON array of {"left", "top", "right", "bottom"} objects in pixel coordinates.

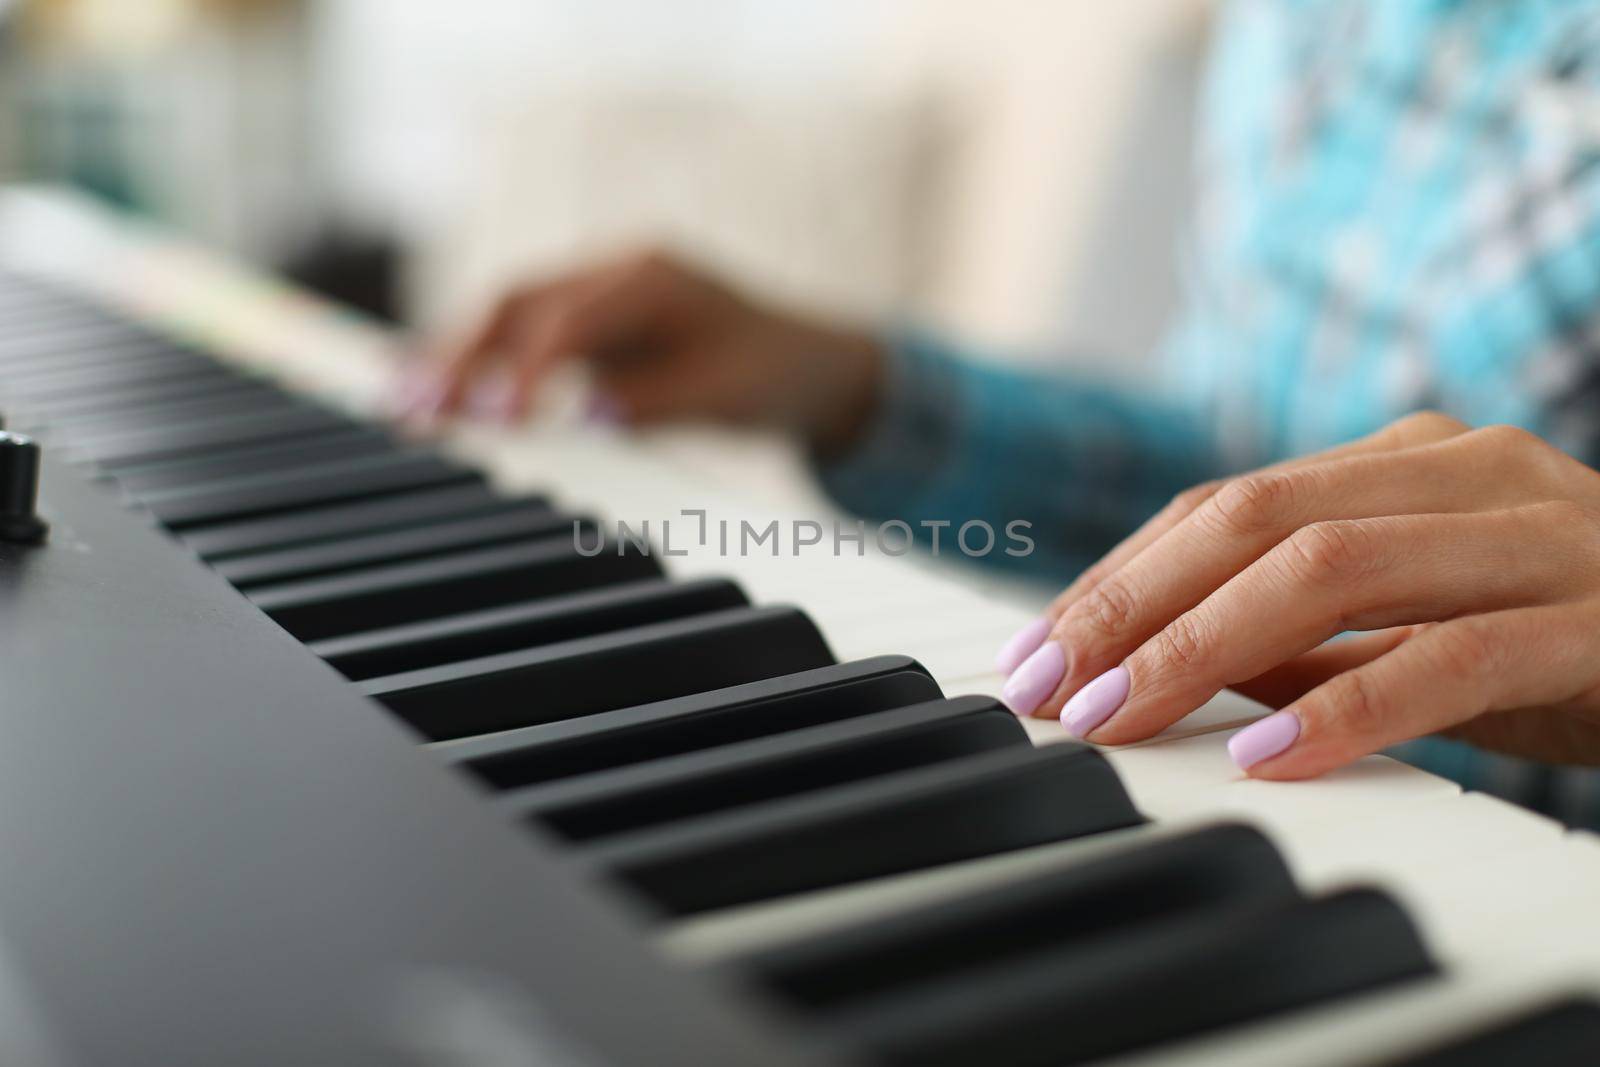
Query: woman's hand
[
  {"left": 993, "top": 412, "right": 1600, "bottom": 778},
  {"left": 396, "top": 248, "right": 885, "bottom": 455}
]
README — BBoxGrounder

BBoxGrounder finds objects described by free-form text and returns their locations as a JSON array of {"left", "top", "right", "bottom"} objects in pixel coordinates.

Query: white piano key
[
  {"left": 1101, "top": 730, "right": 1461, "bottom": 824},
  {"left": 1248, "top": 796, "right": 1579, "bottom": 965}
]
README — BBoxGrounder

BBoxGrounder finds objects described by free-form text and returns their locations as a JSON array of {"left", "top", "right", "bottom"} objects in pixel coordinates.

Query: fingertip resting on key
[
  {"left": 1061, "top": 665, "right": 1130, "bottom": 739},
  {"left": 994, "top": 617, "right": 1051, "bottom": 675},
  {"left": 1000, "top": 641, "right": 1066, "bottom": 716}
]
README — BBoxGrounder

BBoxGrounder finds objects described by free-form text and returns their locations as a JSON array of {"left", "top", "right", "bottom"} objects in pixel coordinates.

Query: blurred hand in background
[{"left": 399, "top": 249, "right": 885, "bottom": 457}]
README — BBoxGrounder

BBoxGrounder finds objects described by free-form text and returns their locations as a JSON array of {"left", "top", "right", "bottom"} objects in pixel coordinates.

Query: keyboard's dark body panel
[{"left": 0, "top": 456, "right": 822, "bottom": 1065}]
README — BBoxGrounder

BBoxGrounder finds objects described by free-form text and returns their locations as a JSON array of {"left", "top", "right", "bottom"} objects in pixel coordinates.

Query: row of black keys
[{"left": 0, "top": 276, "right": 1594, "bottom": 1066}]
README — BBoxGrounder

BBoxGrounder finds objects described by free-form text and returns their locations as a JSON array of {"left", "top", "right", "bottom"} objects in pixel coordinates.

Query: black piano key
[
  {"left": 44, "top": 389, "right": 314, "bottom": 445},
  {"left": 252, "top": 538, "right": 662, "bottom": 641},
  {"left": 313, "top": 575, "right": 747, "bottom": 679},
  {"left": 366, "top": 604, "right": 833, "bottom": 741},
  {"left": 584, "top": 743, "right": 1144, "bottom": 917},
  {"left": 0, "top": 337, "right": 200, "bottom": 378},
  {"left": 68, "top": 405, "right": 355, "bottom": 466},
  {"left": 138, "top": 450, "right": 480, "bottom": 528},
  {"left": 214, "top": 506, "right": 589, "bottom": 588},
  {"left": 0, "top": 334, "right": 203, "bottom": 373},
  {"left": 0, "top": 285, "right": 96, "bottom": 306},
  {"left": 816, "top": 888, "right": 1434, "bottom": 1067},
  {"left": 17, "top": 384, "right": 270, "bottom": 437},
  {"left": 106, "top": 426, "right": 394, "bottom": 494},
  {"left": 0, "top": 289, "right": 134, "bottom": 325},
  {"left": 0, "top": 354, "right": 233, "bottom": 402},
  {"left": 0, "top": 323, "right": 168, "bottom": 363},
  {"left": 1382, "top": 1000, "right": 1600, "bottom": 1067},
  {"left": 509, "top": 696, "right": 1027, "bottom": 842},
  {"left": 734, "top": 824, "right": 1296, "bottom": 1010},
  {"left": 177, "top": 482, "right": 520, "bottom": 559},
  {"left": 15, "top": 374, "right": 278, "bottom": 425},
  {"left": 0, "top": 295, "right": 93, "bottom": 321},
  {"left": 0, "top": 297, "right": 120, "bottom": 323},
  {"left": 435, "top": 655, "right": 942, "bottom": 790},
  {"left": 0, "top": 292, "right": 109, "bottom": 322},
  {"left": 11, "top": 357, "right": 254, "bottom": 403},
  {"left": 114, "top": 436, "right": 419, "bottom": 497}
]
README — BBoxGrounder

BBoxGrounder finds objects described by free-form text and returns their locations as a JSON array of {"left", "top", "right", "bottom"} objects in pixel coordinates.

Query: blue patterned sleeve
[{"left": 815, "top": 328, "right": 1233, "bottom": 582}]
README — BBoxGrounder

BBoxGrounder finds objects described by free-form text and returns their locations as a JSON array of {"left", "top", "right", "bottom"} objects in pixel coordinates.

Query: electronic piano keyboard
[{"left": 2, "top": 187, "right": 1600, "bottom": 1066}]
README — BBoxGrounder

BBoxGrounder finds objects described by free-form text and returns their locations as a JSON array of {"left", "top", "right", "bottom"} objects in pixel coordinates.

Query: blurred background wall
[{"left": 0, "top": 0, "right": 1212, "bottom": 373}]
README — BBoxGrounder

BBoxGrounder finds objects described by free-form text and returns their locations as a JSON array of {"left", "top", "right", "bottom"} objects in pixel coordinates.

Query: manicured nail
[
  {"left": 417, "top": 384, "right": 449, "bottom": 419},
  {"left": 489, "top": 386, "right": 523, "bottom": 425},
  {"left": 1061, "top": 665, "right": 1130, "bottom": 739},
  {"left": 1000, "top": 641, "right": 1066, "bottom": 716},
  {"left": 387, "top": 372, "right": 434, "bottom": 415},
  {"left": 464, "top": 379, "right": 505, "bottom": 418},
  {"left": 397, "top": 374, "right": 448, "bottom": 420},
  {"left": 995, "top": 617, "right": 1051, "bottom": 674},
  {"left": 1228, "top": 710, "right": 1301, "bottom": 770},
  {"left": 585, "top": 394, "right": 624, "bottom": 426}
]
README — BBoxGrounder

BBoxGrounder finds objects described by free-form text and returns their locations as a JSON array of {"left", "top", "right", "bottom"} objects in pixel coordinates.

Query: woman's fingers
[
  {"left": 427, "top": 277, "right": 573, "bottom": 416},
  {"left": 1036, "top": 481, "right": 1223, "bottom": 627},
  {"left": 1009, "top": 429, "right": 1523, "bottom": 718},
  {"left": 497, "top": 252, "right": 694, "bottom": 421},
  {"left": 1057, "top": 503, "right": 1595, "bottom": 743},
  {"left": 402, "top": 250, "right": 688, "bottom": 423},
  {"left": 996, "top": 411, "right": 1600, "bottom": 774},
  {"left": 394, "top": 292, "right": 517, "bottom": 419},
  {"left": 1237, "top": 600, "right": 1600, "bottom": 778},
  {"left": 1226, "top": 626, "right": 1600, "bottom": 763},
  {"left": 1012, "top": 411, "right": 1471, "bottom": 679},
  {"left": 1000, "top": 479, "right": 1221, "bottom": 671}
]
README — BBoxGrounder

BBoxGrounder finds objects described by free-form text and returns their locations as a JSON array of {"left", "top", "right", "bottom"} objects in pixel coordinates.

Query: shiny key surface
[
  {"left": 251, "top": 538, "right": 663, "bottom": 640},
  {"left": 366, "top": 604, "right": 834, "bottom": 740},
  {"left": 212, "top": 504, "right": 585, "bottom": 587},
  {"left": 437, "top": 655, "right": 943, "bottom": 790},
  {"left": 313, "top": 575, "right": 749, "bottom": 679},
  {"left": 178, "top": 482, "right": 522, "bottom": 559}
]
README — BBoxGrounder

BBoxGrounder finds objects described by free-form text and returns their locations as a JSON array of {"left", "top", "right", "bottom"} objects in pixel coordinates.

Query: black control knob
[{"left": 0, "top": 431, "right": 49, "bottom": 544}]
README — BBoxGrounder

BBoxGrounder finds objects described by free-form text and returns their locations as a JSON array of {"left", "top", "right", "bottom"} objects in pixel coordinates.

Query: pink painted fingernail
[
  {"left": 1000, "top": 641, "right": 1066, "bottom": 716},
  {"left": 995, "top": 617, "right": 1051, "bottom": 674},
  {"left": 388, "top": 371, "right": 433, "bottom": 415},
  {"left": 1228, "top": 710, "right": 1301, "bottom": 770},
  {"left": 490, "top": 386, "right": 524, "bottom": 424},
  {"left": 396, "top": 373, "right": 448, "bottom": 420},
  {"left": 417, "top": 384, "right": 450, "bottom": 419},
  {"left": 585, "top": 393, "right": 624, "bottom": 426},
  {"left": 1061, "top": 665, "right": 1130, "bottom": 739},
  {"left": 464, "top": 379, "right": 506, "bottom": 418}
]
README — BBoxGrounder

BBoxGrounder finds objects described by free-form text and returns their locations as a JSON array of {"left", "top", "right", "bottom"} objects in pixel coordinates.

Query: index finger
[
  {"left": 418, "top": 270, "right": 600, "bottom": 418},
  {"left": 1070, "top": 505, "right": 1584, "bottom": 744},
  {"left": 1040, "top": 411, "right": 1470, "bottom": 624},
  {"left": 999, "top": 412, "right": 1471, "bottom": 702},
  {"left": 498, "top": 252, "right": 691, "bottom": 421}
]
